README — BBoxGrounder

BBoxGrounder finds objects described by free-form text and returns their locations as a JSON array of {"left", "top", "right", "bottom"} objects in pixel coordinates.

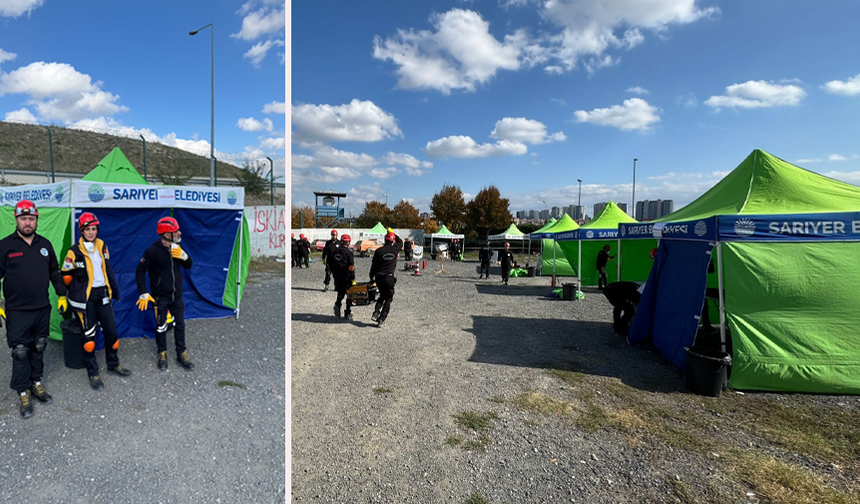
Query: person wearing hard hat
[
  {"left": 61, "top": 212, "right": 130, "bottom": 391},
  {"left": 135, "top": 216, "right": 195, "bottom": 372},
  {"left": 369, "top": 229, "right": 403, "bottom": 328},
  {"left": 0, "top": 200, "right": 68, "bottom": 419},
  {"left": 297, "top": 233, "right": 311, "bottom": 268},
  {"left": 321, "top": 229, "right": 339, "bottom": 291},
  {"left": 329, "top": 234, "right": 356, "bottom": 320},
  {"left": 291, "top": 233, "right": 299, "bottom": 268},
  {"left": 498, "top": 242, "right": 515, "bottom": 285}
]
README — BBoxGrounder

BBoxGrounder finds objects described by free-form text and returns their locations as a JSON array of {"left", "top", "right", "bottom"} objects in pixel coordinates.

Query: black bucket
[
  {"left": 685, "top": 346, "right": 732, "bottom": 397},
  {"left": 562, "top": 283, "right": 578, "bottom": 300},
  {"left": 61, "top": 318, "right": 86, "bottom": 370},
  {"left": 527, "top": 266, "right": 536, "bottom": 277}
]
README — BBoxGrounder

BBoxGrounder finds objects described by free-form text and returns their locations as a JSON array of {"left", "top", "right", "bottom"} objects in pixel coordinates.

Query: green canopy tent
[
  {"left": 533, "top": 214, "right": 579, "bottom": 277},
  {"left": 526, "top": 217, "right": 555, "bottom": 259},
  {"left": 627, "top": 149, "right": 860, "bottom": 393},
  {"left": 363, "top": 222, "right": 389, "bottom": 238},
  {"left": 429, "top": 225, "right": 464, "bottom": 256},
  {"left": 488, "top": 223, "right": 526, "bottom": 241},
  {"left": 81, "top": 147, "right": 149, "bottom": 185}
]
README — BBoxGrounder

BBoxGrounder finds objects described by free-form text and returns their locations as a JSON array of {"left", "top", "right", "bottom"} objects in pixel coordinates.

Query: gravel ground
[
  {"left": 292, "top": 255, "right": 860, "bottom": 504},
  {"left": 0, "top": 261, "right": 286, "bottom": 504}
]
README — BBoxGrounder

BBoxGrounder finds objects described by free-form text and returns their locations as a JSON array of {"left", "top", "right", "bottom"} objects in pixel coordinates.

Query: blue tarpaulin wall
[{"left": 627, "top": 240, "right": 714, "bottom": 371}]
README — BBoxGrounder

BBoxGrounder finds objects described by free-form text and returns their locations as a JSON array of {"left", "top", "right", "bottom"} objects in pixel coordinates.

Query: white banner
[
  {"left": 0, "top": 180, "right": 71, "bottom": 208},
  {"left": 71, "top": 181, "right": 244, "bottom": 209},
  {"left": 412, "top": 245, "right": 423, "bottom": 259}
]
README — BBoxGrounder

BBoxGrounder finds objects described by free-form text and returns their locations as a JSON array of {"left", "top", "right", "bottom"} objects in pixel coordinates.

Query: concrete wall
[
  {"left": 289, "top": 228, "right": 425, "bottom": 246},
  {"left": 247, "top": 205, "right": 287, "bottom": 257}
]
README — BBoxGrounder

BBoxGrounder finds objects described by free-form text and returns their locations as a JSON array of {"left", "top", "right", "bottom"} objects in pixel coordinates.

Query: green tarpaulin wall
[{"left": 539, "top": 214, "right": 579, "bottom": 276}]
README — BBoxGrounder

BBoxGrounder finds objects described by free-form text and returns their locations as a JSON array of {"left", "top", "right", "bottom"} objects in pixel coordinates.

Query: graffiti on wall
[{"left": 248, "top": 205, "right": 286, "bottom": 257}]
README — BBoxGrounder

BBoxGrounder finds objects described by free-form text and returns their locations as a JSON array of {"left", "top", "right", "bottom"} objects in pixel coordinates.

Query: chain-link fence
[{"left": 0, "top": 121, "right": 285, "bottom": 206}]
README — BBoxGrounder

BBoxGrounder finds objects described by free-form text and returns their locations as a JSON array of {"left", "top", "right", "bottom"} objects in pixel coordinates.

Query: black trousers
[
  {"left": 501, "top": 264, "right": 512, "bottom": 282},
  {"left": 154, "top": 296, "right": 186, "bottom": 355},
  {"left": 324, "top": 263, "right": 332, "bottom": 285},
  {"left": 7, "top": 306, "right": 51, "bottom": 393},
  {"left": 597, "top": 266, "right": 608, "bottom": 288},
  {"left": 299, "top": 251, "right": 309, "bottom": 268},
  {"left": 333, "top": 276, "right": 353, "bottom": 315},
  {"left": 480, "top": 261, "right": 490, "bottom": 277},
  {"left": 374, "top": 275, "right": 396, "bottom": 322},
  {"left": 76, "top": 286, "right": 120, "bottom": 377}
]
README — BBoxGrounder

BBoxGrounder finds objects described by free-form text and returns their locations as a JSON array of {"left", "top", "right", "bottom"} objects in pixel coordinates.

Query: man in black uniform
[
  {"left": 329, "top": 234, "right": 356, "bottom": 321},
  {"left": 451, "top": 239, "right": 460, "bottom": 261},
  {"left": 602, "top": 281, "right": 642, "bottom": 335},
  {"left": 498, "top": 242, "right": 515, "bottom": 285},
  {"left": 403, "top": 237, "right": 413, "bottom": 262},
  {"left": 0, "top": 200, "right": 68, "bottom": 419},
  {"left": 321, "top": 229, "right": 338, "bottom": 291},
  {"left": 291, "top": 233, "right": 299, "bottom": 268},
  {"left": 369, "top": 229, "right": 402, "bottom": 328},
  {"left": 135, "top": 216, "right": 195, "bottom": 372},
  {"left": 297, "top": 233, "right": 311, "bottom": 268},
  {"left": 478, "top": 241, "right": 493, "bottom": 279},
  {"left": 596, "top": 245, "right": 614, "bottom": 290}
]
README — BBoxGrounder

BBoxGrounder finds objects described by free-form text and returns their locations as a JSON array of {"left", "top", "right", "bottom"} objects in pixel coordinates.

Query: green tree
[
  {"left": 390, "top": 199, "right": 422, "bottom": 228},
  {"left": 465, "top": 185, "right": 512, "bottom": 240},
  {"left": 237, "top": 159, "right": 268, "bottom": 196},
  {"left": 430, "top": 184, "right": 466, "bottom": 233},
  {"left": 423, "top": 218, "right": 440, "bottom": 234},
  {"left": 355, "top": 201, "right": 391, "bottom": 228}
]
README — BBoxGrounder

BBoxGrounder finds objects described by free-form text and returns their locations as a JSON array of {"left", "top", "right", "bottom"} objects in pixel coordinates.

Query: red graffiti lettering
[
  {"left": 253, "top": 206, "right": 286, "bottom": 233},
  {"left": 269, "top": 232, "right": 285, "bottom": 249}
]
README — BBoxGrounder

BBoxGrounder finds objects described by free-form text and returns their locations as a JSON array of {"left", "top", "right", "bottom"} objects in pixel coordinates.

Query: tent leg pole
[
  {"left": 716, "top": 242, "right": 726, "bottom": 353},
  {"left": 616, "top": 237, "right": 621, "bottom": 281},
  {"left": 236, "top": 210, "right": 244, "bottom": 319}
]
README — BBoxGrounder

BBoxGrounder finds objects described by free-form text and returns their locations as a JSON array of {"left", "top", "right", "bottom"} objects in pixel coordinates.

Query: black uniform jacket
[
  {"left": 499, "top": 249, "right": 515, "bottom": 267},
  {"left": 329, "top": 242, "right": 355, "bottom": 281},
  {"left": 136, "top": 240, "right": 193, "bottom": 301},
  {"left": 321, "top": 238, "right": 338, "bottom": 264},
  {"left": 0, "top": 231, "right": 66, "bottom": 310},
  {"left": 62, "top": 237, "right": 120, "bottom": 312},
  {"left": 369, "top": 236, "right": 403, "bottom": 280}
]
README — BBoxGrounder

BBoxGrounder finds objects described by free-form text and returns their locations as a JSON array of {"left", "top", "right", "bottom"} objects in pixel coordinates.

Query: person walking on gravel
[
  {"left": 62, "top": 212, "right": 131, "bottom": 391},
  {"left": 369, "top": 229, "right": 402, "bottom": 328},
  {"left": 596, "top": 245, "right": 614, "bottom": 290},
  {"left": 478, "top": 241, "right": 493, "bottom": 279},
  {"left": 403, "top": 237, "right": 413, "bottom": 262},
  {"left": 291, "top": 233, "right": 299, "bottom": 268},
  {"left": 329, "top": 234, "right": 356, "bottom": 321},
  {"left": 0, "top": 200, "right": 68, "bottom": 419},
  {"left": 498, "top": 242, "right": 515, "bottom": 285},
  {"left": 135, "top": 217, "right": 195, "bottom": 372},
  {"left": 297, "top": 234, "right": 311, "bottom": 268},
  {"left": 321, "top": 229, "right": 339, "bottom": 292}
]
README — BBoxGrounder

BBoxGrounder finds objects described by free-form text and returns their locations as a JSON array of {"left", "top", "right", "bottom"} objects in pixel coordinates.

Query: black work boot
[
  {"left": 334, "top": 304, "right": 341, "bottom": 319},
  {"left": 377, "top": 318, "right": 385, "bottom": 328},
  {"left": 19, "top": 391, "right": 34, "bottom": 419},
  {"left": 344, "top": 311, "right": 353, "bottom": 321},
  {"left": 323, "top": 284, "right": 329, "bottom": 292},
  {"left": 89, "top": 375, "right": 104, "bottom": 391},
  {"left": 108, "top": 365, "right": 132, "bottom": 377},
  {"left": 157, "top": 351, "right": 168, "bottom": 371},
  {"left": 371, "top": 309, "right": 380, "bottom": 322},
  {"left": 30, "top": 381, "right": 53, "bottom": 404},
  {"left": 177, "top": 351, "right": 195, "bottom": 371}
]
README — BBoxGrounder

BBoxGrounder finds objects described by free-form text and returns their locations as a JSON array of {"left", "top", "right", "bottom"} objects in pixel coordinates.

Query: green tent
[
  {"left": 557, "top": 201, "right": 645, "bottom": 286},
  {"left": 628, "top": 149, "right": 860, "bottom": 393},
  {"left": 81, "top": 147, "right": 149, "bottom": 185},
  {"left": 534, "top": 214, "right": 579, "bottom": 277},
  {"left": 364, "top": 222, "right": 388, "bottom": 238},
  {"left": 488, "top": 223, "right": 526, "bottom": 241}
]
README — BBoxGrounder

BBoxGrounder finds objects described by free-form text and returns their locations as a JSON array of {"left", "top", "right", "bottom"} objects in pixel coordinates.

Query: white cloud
[
  {"left": 0, "top": 62, "right": 127, "bottom": 122},
  {"left": 372, "top": 8, "right": 521, "bottom": 94},
  {"left": 4, "top": 107, "right": 37, "bottom": 123},
  {"left": 291, "top": 99, "right": 403, "bottom": 146},
  {"left": 823, "top": 171, "right": 860, "bottom": 185},
  {"left": 424, "top": 135, "right": 527, "bottom": 158},
  {"left": 0, "top": 0, "right": 44, "bottom": 18},
  {"left": 828, "top": 154, "right": 846, "bottom": 161},
  {"left": 490, "top": 117, "right": 566, "bottom": 144},
  {"left": 318, "top": 166, "right": 362, "bottom": 180},
  {"left": 705, "top": 80, "right": 806, "bottom": 110},
  {"left": 677, "top": 93, "right": 698, "bottom": 108},
  {"left": 311, "top": 146, "right": 377, "bottom": 169},
  {"left": 574, "top": 97, "right": 660, "bottom": 132},
  {"left": 380, "top": 152, "right": 433, "bottom": 169},
  {"left": 0, "top": 48, "right": 16, "bottom": 65},
  {"left": 261, "top": 136, "right": 285, "bottom": 150},
  {"left": 404, "top": 166, "right": 427, "bottom": 176},
  {"left": 822, "top": 74, "right": 860, "bottom": 96},
  {"left": 369, "top": 167, "right": 399, "bottom": 179},
  {"left": 237, "top": 116, "right": 274, "bottom": 132},
  {"left": 262, "top": 100, "right": 286, "bottom": 114},
  {"left": 795, "top": 158, "right": 821, "bottom": 164},
  {"left": 232, "top": 1, "right": 286, "bottom": 41},
  {"left": 627, "top": 86, "right": 649, "bottom": 95},
  {"left": 243, "top": 39, "right": 285, "bottom": 67}
]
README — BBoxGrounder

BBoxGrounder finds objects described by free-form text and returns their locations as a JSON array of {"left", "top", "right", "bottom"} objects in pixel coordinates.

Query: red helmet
[
  {"left": 14, "top": 200, "right": 38, "bottom": 218},
  {"left": 78, "top": 212, "right": 100, "bottom": 230},
  {"left": 157, "top": 216, "right": 180, "bottom": 234},
  {"left": 385, "top": 231, "right": 396, "bottom": 242},
  {"left": 291, "top": 233, "right": 294, "bottom": 238},
  {"left": 341, "top": 234, "right": 351, "bottom": 243},
  {"left": 331, "top": 229, "right": 338, "bottom": 236},
  {"left": 603, "top": 245, "right": 611, "bottom": 251},
  {"left": 299, "top": 233, "right": 305, "bottom": 239}
]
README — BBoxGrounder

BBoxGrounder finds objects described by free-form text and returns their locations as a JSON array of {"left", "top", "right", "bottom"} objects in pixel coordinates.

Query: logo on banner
[
  {"left": 55, "top": 184, "right": 64, "bottom": 203},
  {"left": 734, "top": 218, "right": 755, "bottom": 237},
  {"left": 227, "top": 191, "right": 237, "bottom": 205},
  {"left": 620, "top": 226, "right": 626, "bottom": 237},
  {"left": 586, "top": 230, "right": 594, "bottom": 239},
  {"left": 694, "top": 221, "right": 708, "bottom": 237},
  {"left": 87, "top": 183, "right": 105, "bottom": 203}
]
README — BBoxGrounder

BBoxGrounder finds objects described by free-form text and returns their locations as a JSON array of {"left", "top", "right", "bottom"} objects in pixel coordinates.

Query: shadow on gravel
[
  {"left": 291, "top": 312, "right": 381, "bottom": 328},
  {"left": 467, "top": 315, "right": 682, "bottom": 393},
  {"left": 473, "top": 284, "right": 557, "bottom": 298},
  {"left": 291, "top": 286, "right": 326, "bottom": 292}
]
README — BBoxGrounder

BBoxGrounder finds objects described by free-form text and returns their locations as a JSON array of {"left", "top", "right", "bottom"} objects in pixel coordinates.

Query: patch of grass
[
  {"left": 573, "top": 400, "right": 611, "bottom": 433},
  {"left": 217, "top": 380, "right": 247, "bottom": 389},
  {"left": 488, "top": 395, "right": 505, "bottom": 404},
  {"left": 445, "top": 435, "right": 463, "bottom": 446},
  {"left": 454, "top": 410, "right": 498, "bottom": 431},
  {"left": 510, "top": 392, "right": 574, "bottom": 417},
  {"left": 546, "top": 368, "right": 586, "bottom": 385},
  {"left": 664, "top": 477, "right": 695, "bottom": 504},
  {"left": 465, "top": 492, "right": 490, "bottom": 504},
  {"left": 373, "top": 387, "right": 393, "bottom": 394},
  {"left": 463, "top": 434, "right": 492, "bottom": 452}
]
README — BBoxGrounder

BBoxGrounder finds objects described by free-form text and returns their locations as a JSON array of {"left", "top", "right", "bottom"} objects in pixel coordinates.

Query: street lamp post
[
  {"left": 139, "top": 134, "right": 147, "bottom": 181},
  {"left": 577, "top": 179, "right": 582, "bottom": 220},
  {"left": 189, "top": 23, "right": 215, "bottom": 187},
  {"left": 383, "top": 193, "right": 389, "bottom": 206},
  {"left": 632, "top": 158, "right": 638, "bottom": 219}
]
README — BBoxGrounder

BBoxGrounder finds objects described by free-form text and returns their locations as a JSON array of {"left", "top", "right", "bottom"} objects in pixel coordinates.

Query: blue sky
[
  {"left": 0, "top": 0, "right": 286, "bottom": 179},
  {"left": 290, "top": 0, "right": 860, "bottom": 218}
]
